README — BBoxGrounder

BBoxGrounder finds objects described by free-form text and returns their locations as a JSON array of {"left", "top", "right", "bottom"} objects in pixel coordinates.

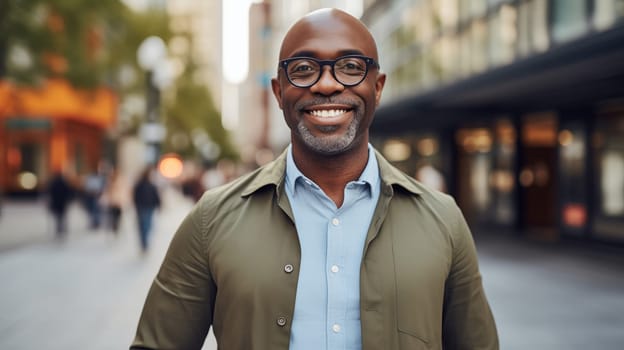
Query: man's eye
[
  {"left": 293, "top": 65, "right": 314, "bottom": 72},
  {"left": 337, "top": 59, "right": 365, "bottom": 72},
  {"left": 290, "top": 61, "right": 317, "bottom": 72}
]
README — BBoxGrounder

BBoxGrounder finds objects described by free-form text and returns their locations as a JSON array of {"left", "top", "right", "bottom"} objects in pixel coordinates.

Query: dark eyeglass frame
[{"left": 279, "top": 54, "right": 380, "bottom": 88}]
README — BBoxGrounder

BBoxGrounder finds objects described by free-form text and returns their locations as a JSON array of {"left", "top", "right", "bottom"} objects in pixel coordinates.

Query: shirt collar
[
  {"left": 285, "top": 144, "right": 379, "bottom": 196},
  {"left": 240, "top": 146, "right": 422, "bottom": 198}
]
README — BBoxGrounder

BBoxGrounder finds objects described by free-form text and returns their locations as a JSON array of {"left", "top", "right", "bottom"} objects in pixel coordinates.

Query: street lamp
[{"left": 137, "top": 36, "right": 168, "bottom": 165}]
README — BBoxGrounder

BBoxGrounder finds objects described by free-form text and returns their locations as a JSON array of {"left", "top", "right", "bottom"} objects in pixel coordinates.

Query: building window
[
  {"left": 593, "top": 0, "right": 624, "bottom": 30},
  {"left": 470, "top": 19, "right": 489, "bottom": 73},
  {"left": 456, "top": 127, "right": 495, "bottom": 224},
  {"left": 551, "top": 0, "right": 589, "bottom": 43},
  {"left": 437, "top": 35, "right": 460, "bottom": 81},
  {"left": 487, "top": 0, "right": 513, "bottom": 7},
  {"left": 460, "top": 0, "right": 488, "bottom": 22},
  {"left": 517, "top": 0, "right": 549, "bottom": 57},
  {"left": 438, "top": 0, "right": 460, "bottom": 31},
  {"left": 592, "top": 112, "right": 624, "bottom": 240},
  {"left": 492, "top": 119, "right": 517, "bottom": 225},
  {"left": 558, "top": 122, "right": 588, "bottom": 234},
  {"left": 488, "top": 3, "right": 517, "bottom": 67},
  {"left": 399, "top": 7, "right": 418, "bottom": 47},
  {"left": 459, "top": 27, "right": 472, "bottom": 77},
  {"left": 380, "top": 133, "right": 448, "bottom": 193}
]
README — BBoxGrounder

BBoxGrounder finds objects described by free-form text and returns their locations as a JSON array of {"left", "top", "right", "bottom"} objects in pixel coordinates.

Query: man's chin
[{"left": 301, "top": 136, "right": 355, "bottom": 156}]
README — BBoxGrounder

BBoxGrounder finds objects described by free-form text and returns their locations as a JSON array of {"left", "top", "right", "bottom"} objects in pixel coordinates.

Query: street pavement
[
  {"left": 0, "top": 187, "right": 217, "bottom": 350},
  {"left": 1, "top": 188, "right": 623, "bottom": 349}
]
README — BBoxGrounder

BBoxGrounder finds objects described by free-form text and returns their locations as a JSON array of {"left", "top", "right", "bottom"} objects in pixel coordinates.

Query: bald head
[
  {"left": 271, "top": 8, "right": 386, "bottom": 158},
  {"left": 279, "top": 8, "right": 380, "bottom": 63}
]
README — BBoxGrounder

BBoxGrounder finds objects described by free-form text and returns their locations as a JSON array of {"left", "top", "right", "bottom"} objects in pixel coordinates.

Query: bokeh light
[{"left": 158, "top": 153, "right": 183, "bottom": 179}]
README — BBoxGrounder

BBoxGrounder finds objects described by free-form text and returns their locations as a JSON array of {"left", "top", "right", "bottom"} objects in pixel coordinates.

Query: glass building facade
[{"left": 366, "top": 0, "right": 624, "bottom": 243}]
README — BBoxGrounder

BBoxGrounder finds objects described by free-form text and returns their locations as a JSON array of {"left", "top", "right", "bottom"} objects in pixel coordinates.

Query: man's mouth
[{"left": 308, "top": 109, "right": 349, "bottom": 118}]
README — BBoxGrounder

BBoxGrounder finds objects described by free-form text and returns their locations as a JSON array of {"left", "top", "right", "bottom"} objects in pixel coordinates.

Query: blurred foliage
[
  {"left": 163, "top": 46, "right": 238, "bottom": 162},
  {"left": 0, "top": 0, "right": 154, "bottom": 87},
  {"left": 1, "top": 0, "right": 237, "bottom": 162}
]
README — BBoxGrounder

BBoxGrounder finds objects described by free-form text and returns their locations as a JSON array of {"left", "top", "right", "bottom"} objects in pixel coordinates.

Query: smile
[{"left": 308, "top": 109, "right": 349, "bottom": 118}]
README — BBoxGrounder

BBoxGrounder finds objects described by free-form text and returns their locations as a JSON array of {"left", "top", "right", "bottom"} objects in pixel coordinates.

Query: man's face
[{"left": 271, "top": 10, "right": 386, "bottom": 156}]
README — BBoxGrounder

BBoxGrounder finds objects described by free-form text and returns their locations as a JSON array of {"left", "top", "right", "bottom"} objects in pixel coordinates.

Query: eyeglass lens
[{"left": 286, "top": 57, "right": 368, "bottom": 87}]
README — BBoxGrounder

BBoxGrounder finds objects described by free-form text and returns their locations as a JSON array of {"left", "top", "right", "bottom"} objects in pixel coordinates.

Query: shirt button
[
  {"left": 284, "top": 264, "right": 294, "bottom": 273},
  {"left": 330, "top": 265, "right": 340, "bottom": 273},
  {"left": 277, "top": 316, "right": 287, "bottom": 327},
  {"left": 331, "top": 218, "right": 340, "bottom": 226},
  {"left": 332, "top": 323, "right": 341, "bottom": 333}
]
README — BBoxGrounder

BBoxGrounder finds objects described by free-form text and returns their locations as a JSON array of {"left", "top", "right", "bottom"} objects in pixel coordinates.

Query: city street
[{"left": 1, "top": 188, "right": 623, "bottom": 349}]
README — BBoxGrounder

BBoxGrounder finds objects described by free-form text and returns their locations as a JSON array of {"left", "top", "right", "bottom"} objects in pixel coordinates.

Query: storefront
[
  {"left": 373, "top": 106, "right": 624, "bottom": 243},
  {"left": 0, "top": 79, "right": 117, "bottom": 196}
]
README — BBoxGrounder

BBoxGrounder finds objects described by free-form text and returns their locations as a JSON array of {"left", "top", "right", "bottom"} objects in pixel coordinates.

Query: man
[{"left": 131, "top": 8, "right": 498, "bottom": 350}]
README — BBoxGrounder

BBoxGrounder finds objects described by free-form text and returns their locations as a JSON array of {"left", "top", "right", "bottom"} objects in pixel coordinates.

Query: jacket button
[
  {"left": 276, "top": 316, "right": 287, "bottom": 327},
  {"left": 284, "top": 264, "right": 294, "bottom": 273}
]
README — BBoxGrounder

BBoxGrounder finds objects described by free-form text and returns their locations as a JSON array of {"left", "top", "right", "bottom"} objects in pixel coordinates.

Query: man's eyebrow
[
  {"left": 337, "top": 49, "right": 365, "bottom": 56},
  {"left": 288, "top": 50, "right": 316, "bottom": 58},
  {"left": 287, "top": 49, "right": 366, "bottom": 58}
]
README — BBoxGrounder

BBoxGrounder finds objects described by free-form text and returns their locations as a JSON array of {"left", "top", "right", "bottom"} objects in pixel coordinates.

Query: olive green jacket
[{"left": 131, "top": 150, "right": 498, "bottom": 350}]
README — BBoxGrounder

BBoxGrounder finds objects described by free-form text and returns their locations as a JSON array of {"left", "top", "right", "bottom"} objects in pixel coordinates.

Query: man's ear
[
  {"left": 374, "top": 73, "right": 386, "bottom": 107},
  {"left": 271, "top": 76, "right": 283, "bottom": 109}
]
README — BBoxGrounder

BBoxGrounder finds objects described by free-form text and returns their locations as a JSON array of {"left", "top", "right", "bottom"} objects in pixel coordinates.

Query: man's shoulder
[{"left": 197, "top": 157, "right": 285, "bottom": 207}]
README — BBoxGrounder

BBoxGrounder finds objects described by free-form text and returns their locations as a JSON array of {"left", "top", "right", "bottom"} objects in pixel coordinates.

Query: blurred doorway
[{"left": 520, "top": 113, "right": 558, "bottom": 239}]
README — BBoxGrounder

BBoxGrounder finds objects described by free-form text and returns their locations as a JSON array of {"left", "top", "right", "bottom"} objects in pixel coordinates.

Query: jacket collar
[{"left": 240, "top": 147, "right": 422, "bottom": 197}]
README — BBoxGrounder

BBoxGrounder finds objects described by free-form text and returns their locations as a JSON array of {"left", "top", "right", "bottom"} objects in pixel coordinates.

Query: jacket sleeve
[
  {"left": 442, "top": 200, "right": 499, "bottom": 350},
  {"left": 130, "top": 201, "right": 215, "bottom": 349}
]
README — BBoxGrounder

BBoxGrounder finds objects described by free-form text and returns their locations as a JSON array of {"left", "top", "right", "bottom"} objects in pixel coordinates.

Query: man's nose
[{"left": 309, "top": 66, "right": 345, "bottom": 95}]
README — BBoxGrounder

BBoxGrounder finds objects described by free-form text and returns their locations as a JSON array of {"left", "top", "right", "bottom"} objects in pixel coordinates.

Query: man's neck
[{"left": 291, "top": 142, "right": 370, "bottom": 208}]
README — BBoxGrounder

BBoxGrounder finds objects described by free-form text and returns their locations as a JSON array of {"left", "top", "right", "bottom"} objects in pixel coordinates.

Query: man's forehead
[{"left": 279, "top": 9, "right": 378, "bottom": 60}]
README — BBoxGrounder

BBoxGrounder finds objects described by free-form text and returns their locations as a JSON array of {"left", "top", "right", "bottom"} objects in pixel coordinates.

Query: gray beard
[{"left": 296, "top": 117, "right": 359, "bottom": 155}]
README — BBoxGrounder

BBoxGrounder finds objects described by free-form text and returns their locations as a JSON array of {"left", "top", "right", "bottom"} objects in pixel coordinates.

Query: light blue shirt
[{"left": 285, "top": 145, "right": 381, "bottom": 350}]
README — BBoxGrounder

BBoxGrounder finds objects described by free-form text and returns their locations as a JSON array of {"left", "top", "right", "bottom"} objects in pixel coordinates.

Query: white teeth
[{"left": 309, "top": 109, "right": 347, "bottom": 118}]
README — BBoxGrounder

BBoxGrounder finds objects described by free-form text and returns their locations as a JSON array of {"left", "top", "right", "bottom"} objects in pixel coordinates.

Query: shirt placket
[{"left": 326, "top": 200, "right": 350, "bottom": 349}]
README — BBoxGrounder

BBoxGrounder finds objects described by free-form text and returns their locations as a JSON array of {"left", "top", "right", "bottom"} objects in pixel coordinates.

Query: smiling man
[{"left": 131, "top": 8, "right": 498, "bottom": 350}]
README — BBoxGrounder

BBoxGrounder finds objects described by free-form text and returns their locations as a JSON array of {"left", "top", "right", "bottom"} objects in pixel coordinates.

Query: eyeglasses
[{"left": 279, "top": 55, "right": 380, "bottom": 88}]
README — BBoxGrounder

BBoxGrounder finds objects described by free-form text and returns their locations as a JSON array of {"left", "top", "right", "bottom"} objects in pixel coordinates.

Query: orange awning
[{"left": 0, "top": 79, "right": 117, "bottom": 129}]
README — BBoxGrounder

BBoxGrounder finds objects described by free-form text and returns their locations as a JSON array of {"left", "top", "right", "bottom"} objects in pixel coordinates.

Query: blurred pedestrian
[
  {"left": 83, "top": 166, "right": 106, "bottom": 230},
  {"left": 47, "top": 171, "right": 74, "bottom": 237},
  {"left": 132, "top": 168, "right": 161, "bottom": 252},
  {"left": 101, "top": 169, "right": 129, "bottom": 235},
  {"left": 181, "top": 175, "right": 205, "bottom": 203},
  {"left": 132, "top": 8, "right": 497, "bottom": 350}
]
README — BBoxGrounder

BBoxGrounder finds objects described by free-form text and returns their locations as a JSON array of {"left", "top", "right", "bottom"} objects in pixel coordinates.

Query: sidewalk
[
  {"left": 475, "top": 232, "right": 624, "bottom": 350},
  {"left": 0, "top": 198, "right": 84, "bottom": 252},
  {"left": 0, "top": 187, "right": 217, "bottom": 350}
]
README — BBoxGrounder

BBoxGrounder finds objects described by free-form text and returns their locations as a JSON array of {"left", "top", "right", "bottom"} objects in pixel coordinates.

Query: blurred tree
[
  {"left": 0, "top": 0, "right": 170, "bottom": 89},
  {"left": 0, "top": 0, "right": 50, "bottom": 82},
  {"left": 164, "top": 54, "right": 238, "bottom": 162},
  {"left": 1, "top": 0, "right": 236, "bottom": 162}
]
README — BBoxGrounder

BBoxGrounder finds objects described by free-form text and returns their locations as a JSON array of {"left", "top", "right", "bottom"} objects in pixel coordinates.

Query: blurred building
[
  {"left": 167, "top": 0, "right": 222, "bottom": 110},
  {"left": 236, "top": 1, "right": 274, "bottom": 167},
  {"left": 0, "top": 80, "right": 117, "bottom": 196},
  {"left": 365, "top": 0, "right": 624, "bottom": 243}
]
